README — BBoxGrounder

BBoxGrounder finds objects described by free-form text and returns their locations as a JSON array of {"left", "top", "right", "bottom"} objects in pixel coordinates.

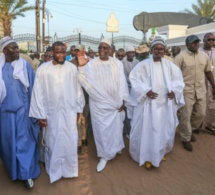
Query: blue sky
[{"left": 12, "top": 0, "right": 197, "bottom": 39}]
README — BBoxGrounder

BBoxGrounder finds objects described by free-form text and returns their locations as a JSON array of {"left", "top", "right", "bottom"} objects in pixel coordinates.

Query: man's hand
[
  {"left": 39, "top": 119, "right": 47, "bottom": 127},
  {"left": 146, "top": 90, "right": 158, "bottom": 99},
  {"left": 77, "top": 50, "right": 90, "bottom": 66},
  {"left": 167, "top": 91, "right": 175, "bottom": 100},
  {"left": 118, "top": 101, "right": 125, "bottom": 112}
]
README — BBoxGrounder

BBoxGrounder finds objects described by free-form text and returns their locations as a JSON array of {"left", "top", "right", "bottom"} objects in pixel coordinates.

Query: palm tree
[
  {"left": 184, "top": 0, "right": 215, "bottom": 20},
  {"left": 0, "top": 0, "right": 35, "bottom": 36}
]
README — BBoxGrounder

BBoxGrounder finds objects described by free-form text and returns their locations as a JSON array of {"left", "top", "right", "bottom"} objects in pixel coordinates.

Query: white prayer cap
[
  {"left": 126, "top": 46, "right": 135, "bottom": 53},
  {"left": 100, "top": 37, "right": 111, "bottom": 47},
  {"left": 0, "top": 36, "right": 16, "bottom": 50},
  {"left": 75, "top": 44, "right": 85, "bottom": 51},
  {"left": 151, "top": 36, "right": 165, "bottom": 48}
]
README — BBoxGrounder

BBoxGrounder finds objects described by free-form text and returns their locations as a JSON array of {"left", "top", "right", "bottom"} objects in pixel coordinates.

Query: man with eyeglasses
[
  {"left": 199, "top": 33, "right": 215, "bottom": 134},
  {"left": 77, "top": 38, "right": 129, "bottom": 172},
  {"left": 129, "top": 36, "right": 184, "bottom": 169},
  {"left": 42, "top": 47, "right": 53, "bottom": 63},
  {"left": 175, "top": 34, "right": 215, "bottom": 152},
  {"left": 116, "top": 48, "right": 125, "bottom": 61}
]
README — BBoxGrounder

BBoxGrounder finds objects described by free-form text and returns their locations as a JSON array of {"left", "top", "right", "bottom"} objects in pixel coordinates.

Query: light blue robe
[{"left": 0, "top": 61, "right": 40, "bottom": 181}]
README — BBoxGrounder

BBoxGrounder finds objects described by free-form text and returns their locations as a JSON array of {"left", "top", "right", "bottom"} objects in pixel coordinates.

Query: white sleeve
[{"left": 29, "top": 70, "right": 46, "bottom": 119}]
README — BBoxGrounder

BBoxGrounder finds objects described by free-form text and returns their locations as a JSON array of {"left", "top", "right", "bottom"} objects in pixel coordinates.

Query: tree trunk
[{"left": 3, "top": 20, "right": 12, "bottom": 36}]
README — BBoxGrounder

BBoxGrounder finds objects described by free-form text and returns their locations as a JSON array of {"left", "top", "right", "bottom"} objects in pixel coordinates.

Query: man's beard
[{"left": 53, "top": 56, "right": 66, "bottom": 65}]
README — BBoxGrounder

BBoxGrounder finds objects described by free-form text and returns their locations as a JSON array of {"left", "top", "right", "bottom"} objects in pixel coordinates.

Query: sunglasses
[
  {"left": 153, "top": 48, "right": 165, "bottom": 52},
  {"left": 118, "top": 55, "right": 124, "bottom": 57},
  {"left": 207, "top": 39, "right": 215, "bottom": 42},
  {"left": 98, "top": 46, "right": 109, "bottom": 50},
  {"left": 45, "top": 55, "right": 52, "bottom": 57}
]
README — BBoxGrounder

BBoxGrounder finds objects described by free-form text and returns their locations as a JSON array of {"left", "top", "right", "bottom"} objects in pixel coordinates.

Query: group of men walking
[{"left": 0, "top": 32, "right": 215, "bottom": 188}]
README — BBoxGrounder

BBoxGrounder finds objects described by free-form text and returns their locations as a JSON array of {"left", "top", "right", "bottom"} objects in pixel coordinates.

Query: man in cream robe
[
  {"left": 29, "top": 41, "right": 85, "bottom": 183},
  {"left": 78, "top": 38, "right": 129, "bottom": 172},
  {"left": 129, "top": 37, "right": 185, "bottom": 168}
]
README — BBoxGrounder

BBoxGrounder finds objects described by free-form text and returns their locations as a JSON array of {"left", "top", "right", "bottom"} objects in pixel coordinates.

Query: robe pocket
[
  {"left": 1, "top": 89, "right": 24, "bottom": 112},
  {"left": 1, "top": 98, "right": 24, "bottom": 112},
  {"left": 29, "top": 118, "right": 40, "bottom": 142}
]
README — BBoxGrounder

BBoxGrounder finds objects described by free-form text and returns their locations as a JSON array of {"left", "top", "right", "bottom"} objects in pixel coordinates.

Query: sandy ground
[{"left": 1, "top": 131, "right": 215, "bottom": 195}]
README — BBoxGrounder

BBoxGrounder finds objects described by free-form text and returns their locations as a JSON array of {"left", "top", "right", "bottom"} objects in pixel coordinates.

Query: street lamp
[
  {"left": 73, "top": 28, "right": 82, "bottom": 44},
  {"left": 42, "top": 8, "right": 53, "bottom": 49},
  {"left": 45, "top": 9, "right": 53, "bottom": 38}
]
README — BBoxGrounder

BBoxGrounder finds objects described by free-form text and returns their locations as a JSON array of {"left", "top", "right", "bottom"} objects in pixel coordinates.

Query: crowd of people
[{"left": 0, "top": 32, "right": 215, "bottom": 188}]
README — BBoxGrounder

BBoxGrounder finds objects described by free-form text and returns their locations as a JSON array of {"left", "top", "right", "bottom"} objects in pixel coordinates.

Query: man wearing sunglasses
[
  {"left": 66, "top": 45, "right": 76, "bottom": 61},
  {"left": 116, "top": 48, "right": 125, "bottom": 61},
  {"left": 199, "top": 33, "right": 215, "bottom": 134},
  {"left": 77, "top": 38, "right": 129, "bottom": 172},
  {"left": 175, "top": 34, "right": 215, "bottom": 152}
]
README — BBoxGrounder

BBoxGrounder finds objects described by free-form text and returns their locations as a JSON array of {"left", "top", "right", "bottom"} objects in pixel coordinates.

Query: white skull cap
[{"left": 100, "top": 37, "right": 111, "bottom": 47}]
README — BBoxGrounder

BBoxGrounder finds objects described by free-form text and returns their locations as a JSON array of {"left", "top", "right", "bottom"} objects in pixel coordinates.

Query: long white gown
[
  {"left": 29, "top": 61, "right": 85, "bottom": 183},
  {"left": 129, "top": 58, "right": 185, "bottom": 167},
  {"left": 78, "top": 57, "right": 129, "bottom": 161}
]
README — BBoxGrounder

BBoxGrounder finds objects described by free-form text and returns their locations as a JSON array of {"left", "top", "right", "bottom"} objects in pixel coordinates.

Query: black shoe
[
  {"left": 82, "top": 139, "right": 88, "bottom": 146},
  {"left": 193, "top": 129, "right": 200, "bottom": 134},
  {"left": 191, "top": 134, "right": 196, "bottom": 142},
  {"left": 205, "top": 127, "right": 215, "bottom": 135},
  {"left": 24, "top": 179, "right": 34, "bottom": 189},
  {"left": 78, "top": 146, "right": 82, "bottom": 154},
  {"left": 182, "top": 141, "right": 193, "bottom": 152}
]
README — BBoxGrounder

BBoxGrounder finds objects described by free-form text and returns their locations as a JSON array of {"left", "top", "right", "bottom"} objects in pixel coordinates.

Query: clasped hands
[{"left": 146, "top": 90, "right": 175, "bottom": 100}]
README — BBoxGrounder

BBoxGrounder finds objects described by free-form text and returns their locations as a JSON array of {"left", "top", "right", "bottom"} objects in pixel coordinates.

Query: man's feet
[
  {"left": 82, "top": 139, "right": 88, "bottom": 146},
  {"left": 24, "top": 179, "right": 34, "bottom": 189},
  {"left": 191, "top": 134, "right": 196, "bottom": 142},
  {"left": 205, "top": 126, "right": 215, "bottom": 135},
  {"left": 97, "top": 158, "right": 107, "bottom": 172},
  {"left": 182, "top": 141, "right": 193, "bottom": 152},
  {"left": 145, "top": 161, "right": 153, "bottom": 169},
  {"left": 117, "top": 150, "right": 122, "bottom": 155}
]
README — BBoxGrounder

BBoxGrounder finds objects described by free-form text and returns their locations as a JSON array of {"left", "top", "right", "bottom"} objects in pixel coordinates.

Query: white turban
[
  {"left": 0, "top": 36, "right": 15, "bottom": 50},
  {"left": 100, "top": 37, "right": 111, "bottom": 47}
]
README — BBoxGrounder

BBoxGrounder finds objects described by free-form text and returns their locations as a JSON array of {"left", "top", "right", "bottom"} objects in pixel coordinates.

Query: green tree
[
  {"left": 0, "top": 0, "right": 35, "bottom": 36},
  {"left": 185, "top": 0, "right": 215, "bottom": 20}
]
